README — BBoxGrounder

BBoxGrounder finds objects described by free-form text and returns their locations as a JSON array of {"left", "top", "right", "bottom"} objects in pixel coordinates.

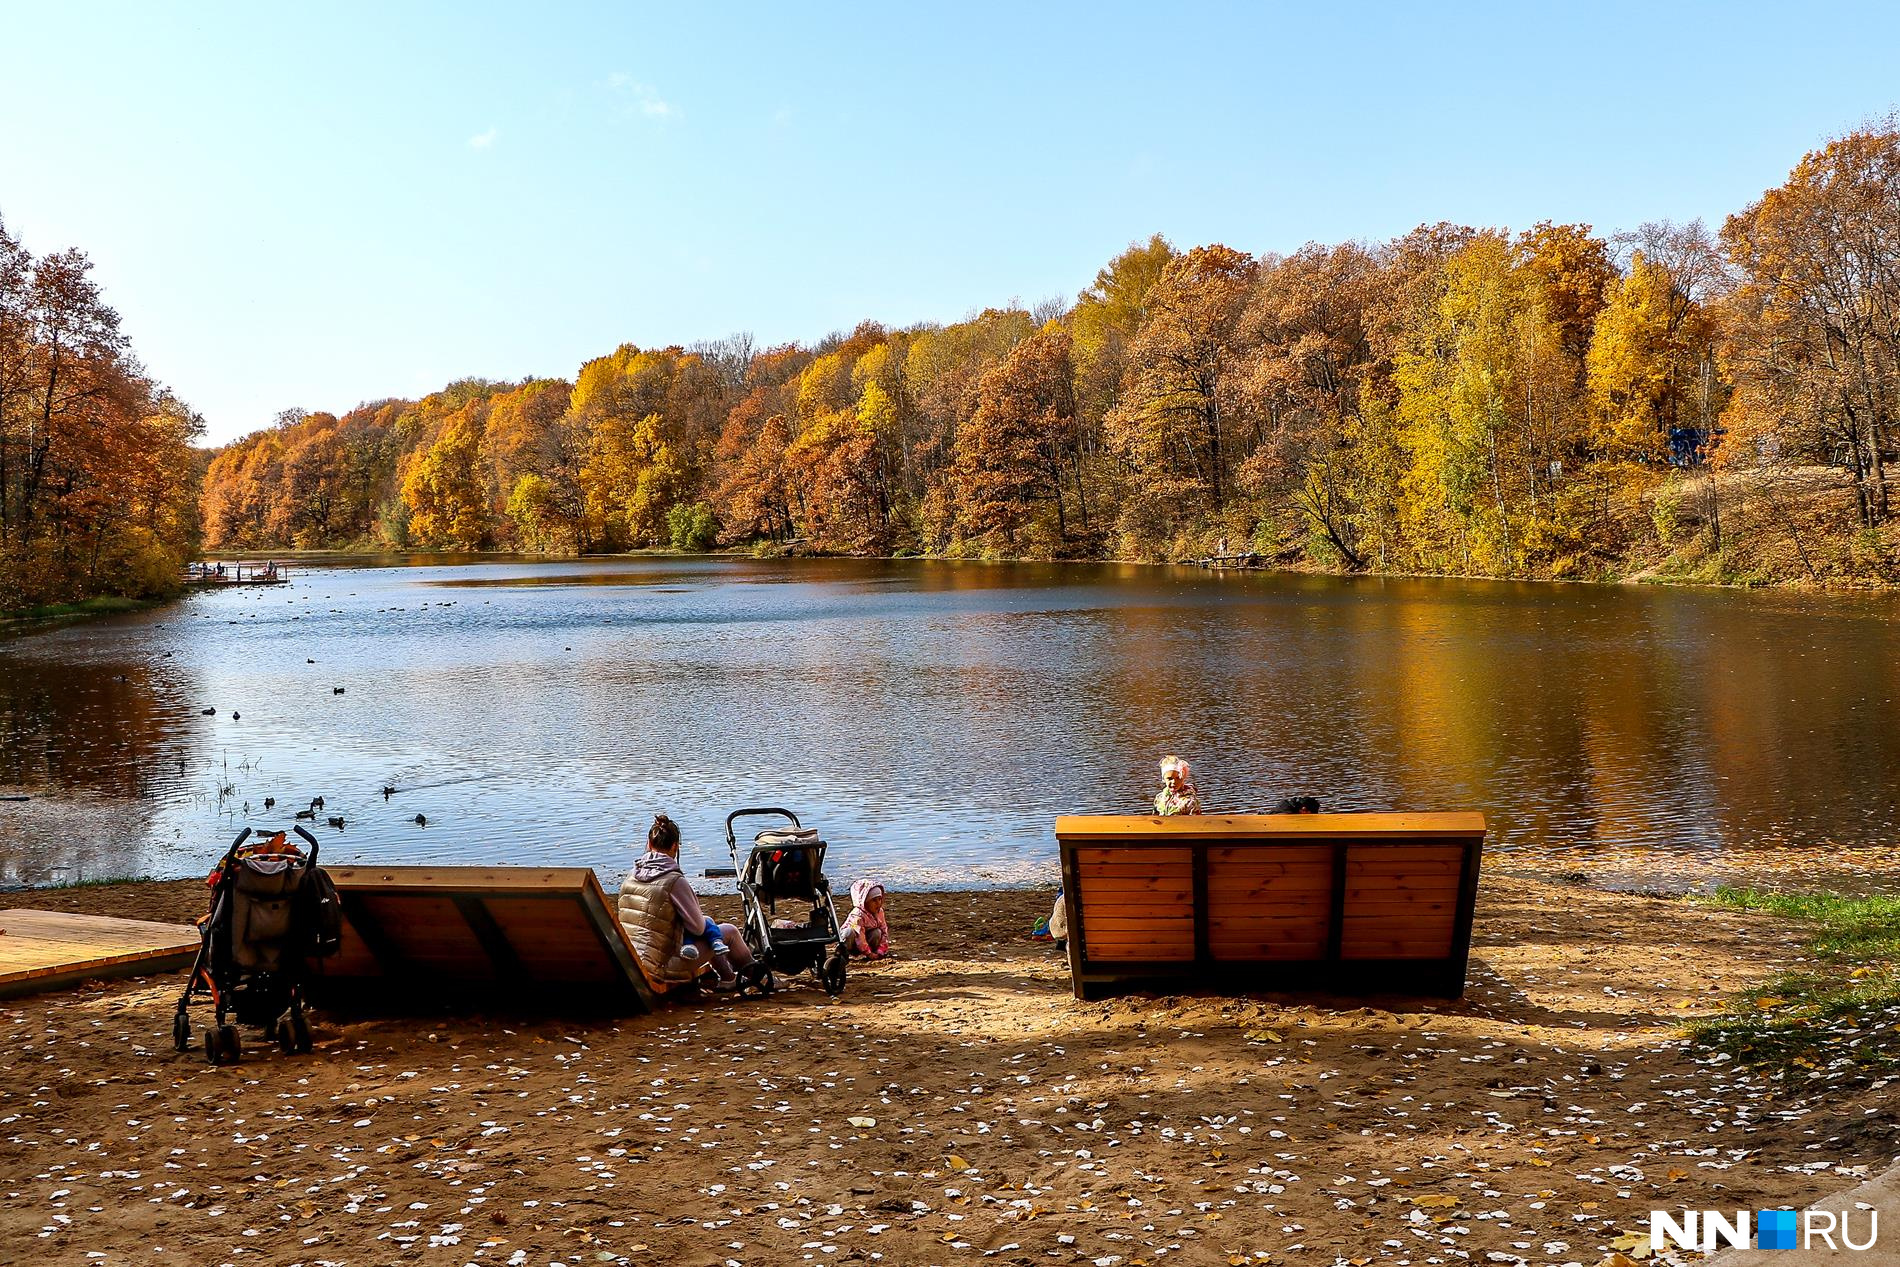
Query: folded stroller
[
  {"left": 173, "top": 825, "right": 341, "bottom": 1064},
  {"left": 726, "top": 808, "right": 847, "bottom": 997}
]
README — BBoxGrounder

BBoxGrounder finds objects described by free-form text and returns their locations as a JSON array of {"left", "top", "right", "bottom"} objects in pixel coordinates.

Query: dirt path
[{"left": 0, "top": 877, "right": 1891, "bottom": 1266}]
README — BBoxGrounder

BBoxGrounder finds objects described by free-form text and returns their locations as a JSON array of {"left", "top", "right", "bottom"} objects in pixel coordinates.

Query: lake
[{"left": 3, "top": 557, "right": 1897, "bottom": 891}]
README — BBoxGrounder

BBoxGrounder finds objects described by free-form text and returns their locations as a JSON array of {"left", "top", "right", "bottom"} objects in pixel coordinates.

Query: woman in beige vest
[{"left": 617, "top": 814, "right": 757, "bottom": 990}]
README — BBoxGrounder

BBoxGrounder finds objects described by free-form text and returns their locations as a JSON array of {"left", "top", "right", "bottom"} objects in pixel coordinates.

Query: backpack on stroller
[
  {"left": 172, "top": 825, "right": 341, "bottom": 1064},
  {"left": 726, "top": 807, "right": 847, "bottom": 997}
]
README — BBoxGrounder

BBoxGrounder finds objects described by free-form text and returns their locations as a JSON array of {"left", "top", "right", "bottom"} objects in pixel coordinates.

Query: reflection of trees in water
[
  {"left": 0, "top": 652, "right": 200, "bottom": 883},
  {"left": 0, "top": 657, "right": 193, "bottom": 794}
]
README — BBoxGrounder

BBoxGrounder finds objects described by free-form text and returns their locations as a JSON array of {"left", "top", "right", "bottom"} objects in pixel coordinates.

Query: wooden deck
[{"left": 0, "top": 909, "right": 200, "bottom": 999}]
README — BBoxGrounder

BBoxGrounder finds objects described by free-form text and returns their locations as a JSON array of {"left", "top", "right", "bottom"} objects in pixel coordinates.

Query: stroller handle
[
  {"left": 227, "top": 824, "right": 323, "bottom": 868},
  {"left": 294, "top": 825, "right": 319, "bottom": 868},
  {"left": 725, "top": 807, "right": 801, "bottom": 846}
]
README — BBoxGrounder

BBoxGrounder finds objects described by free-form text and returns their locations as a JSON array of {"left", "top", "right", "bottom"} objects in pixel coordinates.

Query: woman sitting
[{"left": 618, "top": 813, "right": 758, "bottom": 992}]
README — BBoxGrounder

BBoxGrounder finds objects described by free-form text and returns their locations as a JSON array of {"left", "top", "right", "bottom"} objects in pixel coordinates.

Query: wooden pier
[
  {"left": 183, "top": 560, "right": 289, "bottom": 587},
  {"left": 1194, "top": 553, "right": 1268, "bottom": 570}
]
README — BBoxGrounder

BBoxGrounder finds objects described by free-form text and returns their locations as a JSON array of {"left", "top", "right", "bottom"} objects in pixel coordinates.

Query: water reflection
[{"left": 1, "top": 558, "right": 1897, "bottom": 889}]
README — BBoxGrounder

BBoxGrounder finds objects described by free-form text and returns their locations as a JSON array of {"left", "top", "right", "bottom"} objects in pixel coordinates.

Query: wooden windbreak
[
  {"left": 306, "top": 866, "right": 656, "bottom": 1014},
  {"left": 1057, "top": 813, "right": 1484, "bottom": 1001}
]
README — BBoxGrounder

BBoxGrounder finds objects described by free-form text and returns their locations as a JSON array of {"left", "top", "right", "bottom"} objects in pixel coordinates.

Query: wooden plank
[
  {"left": 1342, "top": 878, "right": 1462, "bottom": 897},
  {"left": 1209, "top": 943, "right": 1327, "bottom": 961},
  {"left": 325, "top": 865, "right": 604, "bottom": 894},
  {"left": 1208, "top": 912, "right": 1331, "bottom": 930},
  {"left": 1057, "top": 812, "right": 1486, "bottom": 841},
  {"left": 1340, "top": 914, "right": 1457, "bottom": 937},
  {"left": 1348, "top": 844, "right": 1466, "bottom": 864},
  {"left": 1077, "top": 899, "right": 1193, "bottom": 916},
  {"left": 1086, "top": 940, "right": 1194, "bottom": 962},
  {"left": 1072, "top": 876, "right": 1194, "bottom": 895},
  {"left": 1075, "top": 883, "right": 1193, "bottom": 901},
  {"left": 1203, "top": 877, "right": 1334, "bottom": 897},
  {"left": 1077, "top": 861, "right": 1192, "bottom": 877},
  {"left": 1202, "top": 858, "right": 1335, "bottom": 873},
  {"left": 1207, "top": 846, "right": 1334, "bottom": 866},
  {"left": 1209, "top": 925, "right": 1329, "bottom": 945},
  {"left": 1081, "top": 916, "right": 1198, "bottom": 932},
  {"left": 1209, "top": 906, "right": 1329, "bottom": 923},
  {"left": 1344, "top": 898, "right": 1457, "bottom": 917},
  {"left": 1346, "top": 858, "right": 1464, "bottom": 877}
]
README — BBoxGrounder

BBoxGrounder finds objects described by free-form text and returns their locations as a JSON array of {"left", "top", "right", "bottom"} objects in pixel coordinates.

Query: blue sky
[{"left": 3, "top": 2, "right": 1897, "bottom": 445}]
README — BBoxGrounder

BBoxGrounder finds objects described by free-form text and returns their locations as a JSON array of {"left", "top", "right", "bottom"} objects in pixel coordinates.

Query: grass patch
[
  {"left": 0, "top": 595, "right": 166, "bottom": 628},
  {"left": 1689, "top": 887, "right": 1900, "bottom": 1075}
]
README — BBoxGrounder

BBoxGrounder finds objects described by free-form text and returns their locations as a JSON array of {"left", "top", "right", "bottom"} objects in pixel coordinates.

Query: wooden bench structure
[
  {"left": 306, "top": 866, "right": 657, "bottom": 1014},
  {"left": 0, "top": 909, "right": 201, "bottom": 999},
  {"left": 1057, "top": 813, "right": 1485, "bottom": 1000}
]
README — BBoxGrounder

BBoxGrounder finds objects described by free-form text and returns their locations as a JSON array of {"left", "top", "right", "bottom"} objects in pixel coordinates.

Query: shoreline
[
  {"left": 185, "top": 543, "right": 1900, "bottom": 596},
  {"left": 0, "top": 593, "right": 172, "bottom": 635},
  {"left": 3, "top": 875, "right": 1895, "bottom": 1264}
]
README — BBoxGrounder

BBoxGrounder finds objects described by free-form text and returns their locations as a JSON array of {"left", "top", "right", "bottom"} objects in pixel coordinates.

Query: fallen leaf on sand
[
  {"left": 1244, "top": 1029, "right": 1283, "bottom": 1043},
  {"left": 947, "top": 1155, "right": 971, "bottom": 1170},
  {"left": 1609, "top": 1231, "right": 1655, "bottom": 1258}
]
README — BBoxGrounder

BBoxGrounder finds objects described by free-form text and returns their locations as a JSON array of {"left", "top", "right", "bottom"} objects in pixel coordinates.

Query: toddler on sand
[{"left": 839, "top": 878, "right": 892, "bottom": 958}]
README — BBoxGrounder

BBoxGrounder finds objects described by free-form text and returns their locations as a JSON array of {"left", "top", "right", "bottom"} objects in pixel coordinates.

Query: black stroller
[
  {"left": 173, "top": 825, "right": 340, "bottom": 1064},
  {"left": 726, "top": 808, "right": 847, "bottom": 997}
]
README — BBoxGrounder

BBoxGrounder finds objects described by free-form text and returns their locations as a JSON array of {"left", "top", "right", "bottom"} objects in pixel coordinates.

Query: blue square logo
[{"left": 1758, "top": 1208, "right": 1798, "bottom": 1250}]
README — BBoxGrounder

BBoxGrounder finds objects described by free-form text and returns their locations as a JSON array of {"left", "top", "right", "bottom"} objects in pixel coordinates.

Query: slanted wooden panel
[
  {"left": 309, "top": 866, "right": 654, "bottom": 1014},
  {"left": 0, "top": 909, "right": 200, "bottom": 999},
  {"left": 1058, "top": 813, "right": 1484, "bottom": 1000}
]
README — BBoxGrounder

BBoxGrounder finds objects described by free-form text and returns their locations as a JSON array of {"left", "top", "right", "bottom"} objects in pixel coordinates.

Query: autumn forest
[{"left": 6, "top": 124, "right": 1900, "bottom": 611}]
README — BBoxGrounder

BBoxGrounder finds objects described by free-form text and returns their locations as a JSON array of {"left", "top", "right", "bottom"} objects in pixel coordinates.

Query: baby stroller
[
  {"left": 173, "top": 825, "right": 341, "bottom": 1065},
  {"left": 726, "top": 807, "right": 847, "bottom": 997}
]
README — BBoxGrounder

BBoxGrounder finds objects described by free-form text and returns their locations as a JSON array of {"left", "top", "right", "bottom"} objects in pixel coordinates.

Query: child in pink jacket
[{"left": 838, "top": 878, "right": 892, "bottom": 958}]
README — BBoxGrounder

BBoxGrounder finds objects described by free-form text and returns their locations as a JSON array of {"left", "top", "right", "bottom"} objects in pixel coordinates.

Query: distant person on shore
[
  {"left": 1155, "top": 754, "right": 1202, "bottom": 817},
  {"left": 618, "top": 813, "right": 757, "bottom": 993}
]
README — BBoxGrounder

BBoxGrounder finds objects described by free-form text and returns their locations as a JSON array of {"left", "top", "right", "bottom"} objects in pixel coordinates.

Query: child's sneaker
[
  {"left": 680, "top": 942, "right": 701, "bottom": 961},
  {"left": 709, "top": 932, "right": 730, "bottom": 956}
]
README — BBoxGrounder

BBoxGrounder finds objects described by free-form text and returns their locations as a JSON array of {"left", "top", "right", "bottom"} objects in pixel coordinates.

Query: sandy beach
[{"left": 1, "top": 875, "right": 1893, "bottom": 1267}]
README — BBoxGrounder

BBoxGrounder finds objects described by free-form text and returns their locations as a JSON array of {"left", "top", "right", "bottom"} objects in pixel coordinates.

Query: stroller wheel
[
  {"left": 205, "top": 1024, "right": 241, "bottom": 1065},
  {"left": 276, "top": 1007, "right": 313, "bottom": 1054},
  {"left": 172, "top": 1011, "right": 191, "bottom": 1054},
  {"left": 756, "top": 970, "right": 777, "bottom": 996},
  {"left": 822, "top": 956, "right": 847, "bottom": 998}
]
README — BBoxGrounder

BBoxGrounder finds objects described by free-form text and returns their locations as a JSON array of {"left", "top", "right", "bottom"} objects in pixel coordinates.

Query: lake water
[{"left": 3, "top": 557, "right": 1897, "bottom": 891}]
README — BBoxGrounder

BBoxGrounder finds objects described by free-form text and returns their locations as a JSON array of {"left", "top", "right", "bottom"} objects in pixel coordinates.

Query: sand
[{"left": 0, "top": 875, "right": 1893, "bottom": 1267}]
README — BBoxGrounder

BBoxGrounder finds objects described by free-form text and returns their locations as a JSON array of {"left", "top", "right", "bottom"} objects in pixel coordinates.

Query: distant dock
[
  {"left": 1193, "top": 553, "right": 1268, "bottom": 570},
  {"left": 183, "top": 561, "right": 289, "bottom": 587}
]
